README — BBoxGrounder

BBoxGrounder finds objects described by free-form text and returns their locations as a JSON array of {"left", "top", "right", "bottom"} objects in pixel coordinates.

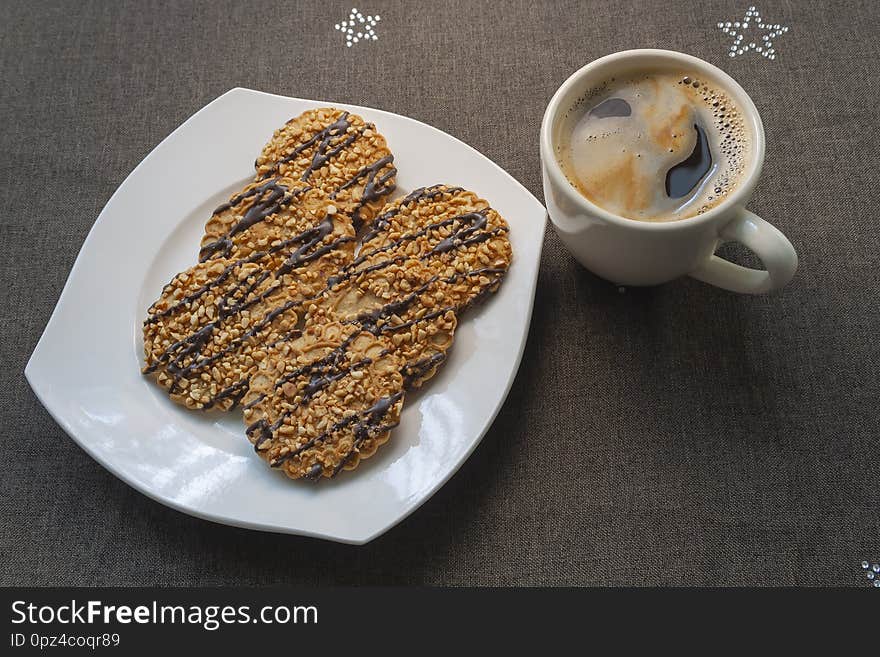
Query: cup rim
[{"left": 540, "top": 49, "right": 766, "bottom": 231}]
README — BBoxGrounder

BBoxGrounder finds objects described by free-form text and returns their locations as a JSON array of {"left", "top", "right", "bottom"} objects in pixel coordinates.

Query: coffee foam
[{"left": 557, "top": 70, "right": 751, "bottom": 222}]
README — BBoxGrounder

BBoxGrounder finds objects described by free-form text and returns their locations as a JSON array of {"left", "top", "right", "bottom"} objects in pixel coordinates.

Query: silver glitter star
[
  {"left": 717, "top": 6, "right": 789, "bottom": 60},
  {"left": 334, "top": 7, "right": 381, "bottom": 48},
  {"left": 860, "top": 560, "right": 880, "bottom": 587}
]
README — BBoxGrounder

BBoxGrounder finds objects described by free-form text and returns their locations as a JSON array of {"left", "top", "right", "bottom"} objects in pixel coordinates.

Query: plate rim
[{"left": 25, "top": 87, "right": 547, "bottom": 544}]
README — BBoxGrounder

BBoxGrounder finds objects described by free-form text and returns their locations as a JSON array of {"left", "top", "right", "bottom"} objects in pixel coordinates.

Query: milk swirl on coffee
[{"left": 557, "top": 71, "right": 751, "bottom": 222}]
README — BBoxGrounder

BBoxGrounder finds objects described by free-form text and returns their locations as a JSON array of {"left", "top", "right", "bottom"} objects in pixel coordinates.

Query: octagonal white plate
[{"left": 25, "top": 88, "right": 546, "bottom": 544}]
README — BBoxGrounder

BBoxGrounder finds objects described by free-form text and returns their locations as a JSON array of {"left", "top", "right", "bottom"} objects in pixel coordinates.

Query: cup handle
[{"left": 689, "top": 208, "right": 798, "bottom": 294}]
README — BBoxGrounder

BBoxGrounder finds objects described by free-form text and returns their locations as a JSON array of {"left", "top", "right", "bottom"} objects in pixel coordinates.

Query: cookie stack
[{"left": 142, "top": 108, "right": 511, "bottom": 480}]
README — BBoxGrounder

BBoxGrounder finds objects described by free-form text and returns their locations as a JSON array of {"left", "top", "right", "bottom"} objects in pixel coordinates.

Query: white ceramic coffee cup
[{"left": 540, "top": 49, "right": 797, "bottom": 293}]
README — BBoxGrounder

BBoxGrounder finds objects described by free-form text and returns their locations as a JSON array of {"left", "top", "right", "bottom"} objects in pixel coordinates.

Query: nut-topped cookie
[
  {"left": 199, "top": 183, "right": 356, "bottom": 299},
  {"left": 355, "top": 185, "right": 512, "bottom": 313},
  {"left": 256, "top": 108, "right": 397, "bottom": 229},
  {"left": 199, "top": 180, "right": 344, "bottom": 262},
  {"left": 142, "top": 212, "right": 355, "bottom": 411},
  {"left": 243, "top": 322, "right": 405, "bottom": 480},
  {"left": 239, "top": 260, "right": 456, "bottom": 481},
  {"left": 311, "top": 258, "right": 457, "bottom": 389},
  {"left": 143, "top": 258, "right": 299, "bottom": 411}
]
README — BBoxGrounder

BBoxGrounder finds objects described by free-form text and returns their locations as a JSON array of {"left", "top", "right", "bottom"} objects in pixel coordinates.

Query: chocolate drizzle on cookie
[
  {"left": 258, "top": 110, "right": 397, "bottom": 225},
  {"left": 333, "top": 154, "right": 397, "bottom": 228},
  {"left": 331, "top": 392, "right": 404, "bottom": 476},
  {"left": 145, "top": 297, "right": 300, "bottom": 399},
  {"left": 143, "top": 213, "right": 355, "bottom": 410},
  {"left": 243, "top": 262, "right": 460, "bottom": 477},
  {"left": 362, "top": 185, "right": 464, "bottom": 245},
  {"left": 262, "top": 112, "right": 353, "bottom": 180},
  {"left": 352, "top": 186, "right": 511, "bottom": 315},
  {"left": 146, "top": 215, "right": 345, "bottom": 327},
  {"left": 244, "top": 321, "right": 404, "bottom": 478},
  {"left": 264, "top": 390, "right": 404, "bottom": 476},
  {"left": 199, "top": 179, "right": 309, "bottom": 262},
  {"left": 402, "top": 353, "right": 446, "bottom": 389}
]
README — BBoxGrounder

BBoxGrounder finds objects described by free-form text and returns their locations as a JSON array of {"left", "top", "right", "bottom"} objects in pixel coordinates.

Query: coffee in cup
[{"left": 556, "top": 70, "right": 752, "bottom": 222}]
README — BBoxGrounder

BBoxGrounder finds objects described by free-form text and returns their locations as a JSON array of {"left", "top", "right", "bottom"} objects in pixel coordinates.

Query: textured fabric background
[{"left": 1, "top": 0, "right": 878, "bottom": 586}]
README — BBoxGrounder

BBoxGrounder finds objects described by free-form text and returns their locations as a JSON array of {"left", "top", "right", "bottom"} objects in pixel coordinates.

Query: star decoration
[
  {"left": 334, "top": 7, "right": 381, "bottom": 47},
  {"left": 861, "top": 560, "right": 880, "bottom": 587},
  {"left": 717, "top": 6, "right": 789, "bottom": 60}
]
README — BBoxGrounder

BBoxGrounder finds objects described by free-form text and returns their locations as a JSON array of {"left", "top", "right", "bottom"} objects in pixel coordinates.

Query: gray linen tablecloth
[{"left": 2, "top": 0, "right": 878, "bottom": 586}]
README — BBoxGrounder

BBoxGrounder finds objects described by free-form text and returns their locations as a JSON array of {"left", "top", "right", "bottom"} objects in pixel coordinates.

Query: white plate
[{"left": 25, "top": 88, "right": 546, "bottom": 544}]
